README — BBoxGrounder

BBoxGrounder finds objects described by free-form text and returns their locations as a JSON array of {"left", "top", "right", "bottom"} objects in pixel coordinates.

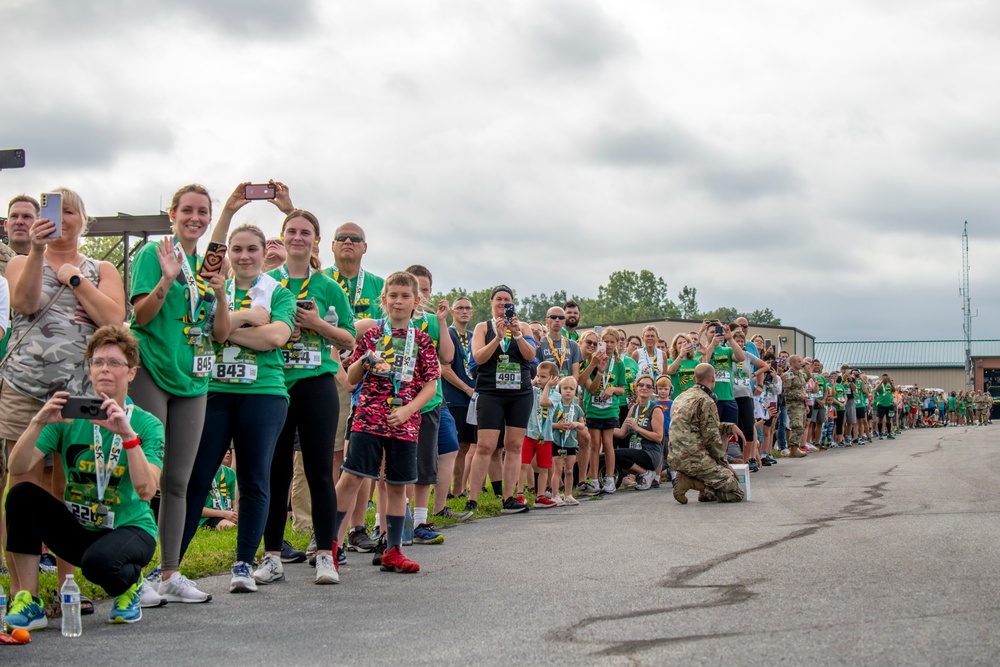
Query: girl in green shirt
[
  {"left": 179, "top": 223, "right": 296, "bottom": 594},
  {"left": 257, "top": 210, "right": 356, "bottom": 586},
  {"left": 581, "top": 330, "right": 626, "bottom": 495}
]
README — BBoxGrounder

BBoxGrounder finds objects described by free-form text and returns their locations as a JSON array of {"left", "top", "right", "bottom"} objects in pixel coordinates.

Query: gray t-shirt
[
  {"left": 535, "top": 335, "right": 582, "bottom": 377},
  {"left": 732, "top": 353, "right": 760, "bottom": 399}
]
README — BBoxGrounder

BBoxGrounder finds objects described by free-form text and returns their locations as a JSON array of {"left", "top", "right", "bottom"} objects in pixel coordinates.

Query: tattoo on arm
[{"left": 156, "top": 287, "right": 165, "bottom": 300}]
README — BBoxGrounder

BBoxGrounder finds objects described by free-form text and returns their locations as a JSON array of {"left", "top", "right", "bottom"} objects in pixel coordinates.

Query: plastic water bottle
[
  {"left": 60, "top": 575, "right": 82, "bottom": 637},
  {"left": 0, "top": 581, "right": 7, "bottom": 632},
  {"left": 402, "top": 504, "right": 414, "bottom": 546}
]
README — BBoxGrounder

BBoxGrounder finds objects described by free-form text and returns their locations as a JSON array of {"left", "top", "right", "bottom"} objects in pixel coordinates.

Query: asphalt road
[{"left": 7, "top": 425, "right": 1000, "bottom": 666}]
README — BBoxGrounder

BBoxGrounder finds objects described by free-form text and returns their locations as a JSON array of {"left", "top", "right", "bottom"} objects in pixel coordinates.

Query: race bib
[
  {"left": 715, "top": 370, "right": 731, "bottom": 383},
  {"left": 591, "top": 393, "right": 614, "bottom": 409},
  {"left": 65, "top": 501, "right": 115, "bottom": 529},
  {"left": 190, "top": 330, "right": 215, "bottom": 378},
  {"left": 214, "top": 345, "right": 258, "bottom": 384},
  {"left": 193, "top": 355, "right": 214, "bottom": 377},
  {"left": 283, "top": 345, "right": 322, "bottom": 368},
  {"left": 496, "top": 357, "right": 521, "bottom": 390}
]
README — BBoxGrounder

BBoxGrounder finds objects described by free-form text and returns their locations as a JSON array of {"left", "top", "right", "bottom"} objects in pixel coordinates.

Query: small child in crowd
[{"left": 550, "top": 375, "right": 586, "bottom": 506}]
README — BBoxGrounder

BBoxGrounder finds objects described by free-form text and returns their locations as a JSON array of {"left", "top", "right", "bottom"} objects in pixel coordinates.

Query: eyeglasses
[
  {"left": 454, "top": 306, "right": 473, "bottom": 311},
  {"left": 87, "top": 358, "right": 129, "bottom": 369},
  {"left": 636, "top": 383, "right": 654, "bottom": 389},
  {"left": 547, "top": 315, "right": 565, "bottom": 320},
  {"left": 582, "top": 340, "right": 597, "bottom": 346},
  {"left": 737, "top": 324, "right": 749, "bottom": 329},
  {"left": 334, "top": 234, "right": 365, "bottom": 243}
]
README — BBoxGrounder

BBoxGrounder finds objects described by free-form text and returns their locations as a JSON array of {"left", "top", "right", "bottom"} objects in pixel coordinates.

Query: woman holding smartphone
[
  {"left": 581, "top": 329, "right": 625, "bottom": 495},
  {"left": 129, "top": 184, "right": 232, "bottom": 606},
  {"left": 255, "top": 210, "right": 355, "bottom": 586},
  {"left": 178, "top": 223, "right": 296, "bottom": 594},
  {"left": 666, "top": 333, "right": 699, "bottom": 398}
]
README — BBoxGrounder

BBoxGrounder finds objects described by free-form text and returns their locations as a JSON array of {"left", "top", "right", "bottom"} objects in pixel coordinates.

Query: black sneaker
[
  {"left": 280, "top": 540, "right": 307, "bottom": 564},
  {"left": 371, "top": 534, "right": 386, "bottom": 566},
  {"left": 748, "top": 459, "right": 760, "bottom": 473},
  {"left": 347, "top": 526, "right": 377, "bottom": 553},
  {"left": 435, "top": 506, "right": 473, "bottom": 522},
  {"left": 501, "top": 496, "right": 529, "bottom": 514},
  {"left": 464, "top": 499, "right": 478, "bottom": 513}
]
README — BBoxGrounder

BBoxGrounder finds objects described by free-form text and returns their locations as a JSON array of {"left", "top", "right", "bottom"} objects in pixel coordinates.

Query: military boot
[
  {"left": 672, "top": 472, "right": 700, "bottom": 504},
  {"left": 788, "top": 446, "right": 807, "bottom": 458}
]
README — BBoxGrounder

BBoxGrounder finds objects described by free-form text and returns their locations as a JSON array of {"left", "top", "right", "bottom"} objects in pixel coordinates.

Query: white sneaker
[
  {"left": 230, "top": 561, "right": 258, "bottom": 593},
  {"left": 601, "top": 476, "right": 617, "bottom": 494},
  {"left": 139, "top": 581, "right": 167, "bottom": 608},
  {"left": 636, "top": 470, "right": 655, "bottom": 491},
  {"left": 252, "top": 553, "right": 284, "bottom": 585},
  {"left": 315, "top": 553, "right": 340, "bottom": 585},
  {"left": 563, "top": 495, "right": 579, "bottom": 506},
  {"left": 158, "top": 571, "right": 212, "bottom": 603},
  {"left": 579, "top": 480, "right": 600, "bottom": 496}
]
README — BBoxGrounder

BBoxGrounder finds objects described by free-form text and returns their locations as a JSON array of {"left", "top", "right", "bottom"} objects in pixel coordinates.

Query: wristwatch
[{"left": 68, "top": 275, "right": 82, "bottom": 288}]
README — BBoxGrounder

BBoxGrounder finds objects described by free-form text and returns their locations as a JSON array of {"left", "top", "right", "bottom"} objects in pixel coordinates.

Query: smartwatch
[{"left": 69, "top": 275, "right": 82, "bottom": 288}]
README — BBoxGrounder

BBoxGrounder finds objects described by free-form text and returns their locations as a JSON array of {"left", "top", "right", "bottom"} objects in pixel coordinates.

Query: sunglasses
[
  {"left": 335, "top": 234, "right": 365, "bottom": 243},
  {"left": 547, "top": 315, "right": 566, "bottom": 320},
  {"left": 636, "top": 382, "right": 654, "bottom": 389}
]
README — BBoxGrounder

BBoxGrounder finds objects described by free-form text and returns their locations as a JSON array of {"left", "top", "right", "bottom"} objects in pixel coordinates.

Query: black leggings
[
  {"left": 264, "top": 373, "right": 339, "bottom": 552},
  {"left": 613, "top": 448, "right": 656, "bottom": 474},
  {"left": 735, "top": 396, "right": 756, "bottom": 442},
  {"left": 5, "top": 482, "right": 156, "bottom": 596}
]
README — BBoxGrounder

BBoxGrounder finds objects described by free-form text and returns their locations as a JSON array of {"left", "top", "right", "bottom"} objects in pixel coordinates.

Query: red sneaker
[
  {"left": 380, "top": 546, "right": 420, "bottom": 573},
  {"left": 534, "top": 495, "right": 557, "bottom": 508},
  {"left": 516, "top": 494, "right": 526, "bottom": 505}
]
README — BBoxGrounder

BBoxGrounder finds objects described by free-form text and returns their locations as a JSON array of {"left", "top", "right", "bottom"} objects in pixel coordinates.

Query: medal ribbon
[
  {"left": 378, "top": 321, "right": 417, "bottom": 401},
  {"left": 92, "top": 400, "right": 134, "bottom": 506},
  {"left": 547, "top": 334, "right": 567, "bottom": 370},
  {"left": 175, "top": 241, "right": 208, "bottom": 323},
  {"left": 227, "top": 276, "right": 260, "bottom": 312},
  {"left": 452, "top": 325, "right": 471, "bottom": 376},
  {"left": 279, "top": 264, "right": 311, "bottom": 299},
  {"left": 333, "top": 266, "right": 365, "bottom": 310}
]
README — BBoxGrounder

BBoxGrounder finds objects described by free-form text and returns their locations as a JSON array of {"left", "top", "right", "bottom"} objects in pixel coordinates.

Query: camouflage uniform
[
  {"left": 667, "top": 385, "right": 743, "bottom": 502},
  {"left": 783, "top": 369, "right": 807, "bottom": 451},
  {"left": 0, "top": 241, "right": 16, "bottom": 278}
]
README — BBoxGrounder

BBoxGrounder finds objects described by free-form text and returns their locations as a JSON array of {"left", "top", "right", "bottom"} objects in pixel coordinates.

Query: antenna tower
[{"left": 961, "top": 222, "right": 974, "bottom": 386}]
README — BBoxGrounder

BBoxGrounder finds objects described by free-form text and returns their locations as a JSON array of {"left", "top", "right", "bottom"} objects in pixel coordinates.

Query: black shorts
[
  {"left": 586, "top": 417, "right": 620, "bottom": 430},
  {"left": 554, "top": 444, "right": 578, "bottom": 458},
  {"left": 876, "top": 405, "right": 893, "bottom": 420},
  {"left": 416, "top": 406, "right": 441, "bottom": 485},
  {"left": 448, "top": 405, "right": 478, "bottom": 444},
  {"left": 476, "top": 390, "right": 533, "bottom": 431},
  {"left": 855, "top": 406, "right": 867, "bottom": 420},
  {"left": 202, "top": 517, "right": 224, "bottom": 529},
  {"left": 835, "top": 410, "right": 846, "bottom": 434},
  {"left": 342, "top": 431, "right": 418, "bottom": 485}
]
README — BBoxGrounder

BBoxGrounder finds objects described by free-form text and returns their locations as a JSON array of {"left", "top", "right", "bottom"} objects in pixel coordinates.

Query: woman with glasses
[
  {"left": 611, "top": 374, "right": 664, "bottom": 490},
  {"left": 5, "top": 326, "right": 164, "bottom": 628}
]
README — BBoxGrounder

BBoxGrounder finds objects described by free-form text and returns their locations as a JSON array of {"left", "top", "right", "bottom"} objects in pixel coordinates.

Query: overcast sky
[{"left": 3, "top": 0, "right": 997, "bottom": 342}]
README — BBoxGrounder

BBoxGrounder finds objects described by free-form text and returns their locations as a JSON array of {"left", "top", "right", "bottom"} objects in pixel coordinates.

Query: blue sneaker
[
  {"left": 413, "top": 523, "right": 444, "bottom": 545},
  {"left": 6, "top": 590, "right": 48, "bottom": 631},
  {"left": 110, "top": 580, "right": 142, "bottom": 624}
]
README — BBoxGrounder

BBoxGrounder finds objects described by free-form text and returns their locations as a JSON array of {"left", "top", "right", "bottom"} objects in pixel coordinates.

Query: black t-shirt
[{"left": 475, "top": 321, "right": 532, "bottom": 394}]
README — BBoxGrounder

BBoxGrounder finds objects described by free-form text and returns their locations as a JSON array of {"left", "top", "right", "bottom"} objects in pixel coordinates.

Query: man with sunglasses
[
  {"left": 321, "top": 223, "right": 385, "bottom": 322},
  {"left": 535, "top": 306, "right": 582, "bottom": 381},
  {"left": 733, "top": 317, "right": 758, "bottom": 358}
]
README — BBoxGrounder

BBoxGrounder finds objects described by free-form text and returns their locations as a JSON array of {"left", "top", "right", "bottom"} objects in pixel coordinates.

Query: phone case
[
  {"left": 199, "top": 242, "right": 227, "bottom": 278},
  {"left": 39, "top": 192, "right": 62, "bottom": 238}
]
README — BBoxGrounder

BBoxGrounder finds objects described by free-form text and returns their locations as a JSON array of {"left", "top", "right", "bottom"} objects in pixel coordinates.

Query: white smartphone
[{"left": 40, "top": 192, "right": 62, "bottom": 238}]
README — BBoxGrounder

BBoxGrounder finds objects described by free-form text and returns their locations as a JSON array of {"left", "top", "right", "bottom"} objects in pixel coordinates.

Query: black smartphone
[
  {"left": 765, "top": 339, "right": 772, "bottom": 350},
  {"left": 504, "top": 303, "right": 515, "bottom": 323},
  {"left": 297, "top": 299, "right": 314, "bottom": 310},
  {"left": 715, "top": 325, "right": 723, "bottom": 337},
  {"left": 244, "top": 183, "right": 276, "bottom": 200},
  {"left": 0, "top": 148, "right": 26, "bottom": 170},
  {"left": 61, "top": 396, "right": 109, "bottom": 421},
  {"left": 199, "top": 242, "right": 227, "bottom": 279}
]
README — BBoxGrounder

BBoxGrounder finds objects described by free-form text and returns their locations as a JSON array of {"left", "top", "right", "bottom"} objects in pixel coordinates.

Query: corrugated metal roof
[{"left": 813, "top": 340, "right": 1000, "bottom": 369}]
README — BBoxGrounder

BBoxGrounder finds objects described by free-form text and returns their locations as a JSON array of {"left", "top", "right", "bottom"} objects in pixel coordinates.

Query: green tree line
[{"left": 432, "top": 269, "right": 781, "bottom": 327}]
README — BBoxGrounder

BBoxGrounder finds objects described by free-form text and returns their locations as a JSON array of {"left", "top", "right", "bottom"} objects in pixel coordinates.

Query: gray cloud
[
  {"left": 0, "top": 109, "right": 173, "bottom": 169},
  {"left": 694, "top": 162, "right": 804, "bottom": 202},
  {"left": 589, "top": 125, "right": 705, "bottom": 166},
  {"left": 516, "top": 0, "right": 636, "bottom": 72}
]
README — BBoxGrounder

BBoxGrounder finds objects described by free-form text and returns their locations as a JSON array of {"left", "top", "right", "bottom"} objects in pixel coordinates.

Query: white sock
[
  {"left": 413, "top": 507, "right": 428, "bottom": 527},
  {"left": 374, "top": 513, "right": 380, "bottom": 532}
]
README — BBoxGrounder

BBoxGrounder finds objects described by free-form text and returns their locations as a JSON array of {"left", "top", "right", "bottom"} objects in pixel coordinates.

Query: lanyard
[
  {"left": 92, "top": 400, "right": 134, "bottom": 505},
  {"left": 333, "top": 266, "right": 365, "bottom": 308},
  {"left": 535, "top": 392, "right": 549, "bottom": 433},
  {"left": 452, "top": 325, "right": 471, "bottom": 376},
  {"left": 174, "top": 240, "right": 206, "bottom": 323},
  {"left": 279, "top": 264, "right": 311, "bottom": 299},
  {"left": 378, "top": 321, "right": 417, "bottom": 396},
  {"left": 546, "top": 334, "right": 567, "bottom": 369},
  {"left": 227, "top": 276, "right": 260, "bottom": 312},
  {"left": 641, "top": 347, "right": 659, "bottom": 375},
  {"left": 492, "top": 320, "right": 512, "bottom": 353},
  {"left": 633, "top": 399, "right": 654, "bottom": 428},
  {"left": 210, "top": 476, "right": 223, "bottom": 509}
]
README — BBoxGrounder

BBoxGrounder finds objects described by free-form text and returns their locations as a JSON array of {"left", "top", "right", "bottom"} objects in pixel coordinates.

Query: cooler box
[{"left": 731, "top": 463, "right": 751, "bottom": 500}]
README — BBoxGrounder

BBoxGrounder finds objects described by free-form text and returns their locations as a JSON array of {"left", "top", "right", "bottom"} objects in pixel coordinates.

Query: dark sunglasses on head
[{"left": 335, "top": 234, "right": 365, "bottom": 243}]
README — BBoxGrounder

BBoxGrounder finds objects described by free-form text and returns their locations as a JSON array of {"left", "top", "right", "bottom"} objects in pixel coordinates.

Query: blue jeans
[
  {"left": 776, "top": 404, "right": 788, "bottom": 449},
  {"left": 180, "top": 392, "right": 288, "bottom": 565}
]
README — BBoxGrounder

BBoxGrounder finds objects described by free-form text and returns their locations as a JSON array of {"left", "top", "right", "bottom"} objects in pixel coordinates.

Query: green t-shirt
[
  {"left": 619, "top": 355, "right": 639, "bottom": 407},
  {"left": 668, "top": 356, "right": 700, "bottom": 399},
  {"left": 210, "top": 280, "right": 296, "bottom": 398},
  {"left": 584, "top": 357, "right": 626, "bottom": 420},
  {"left": 266, "top": 268, "right": 356, "bottom": 389},
  {"left": 814, "top": 375, "right": 828, "bottom": 406},
  {"left": 321, "top": 266, "right": 385, "bottom": 321},
  {"left": 710, "top": 347, "right": 735, "bottom": 401},
  {"left": 412, "top": 312, "right": 443, "bottom": 414},
  {"left": 874, "top": 383, "right": 894, "bottom": 407},
  {"left": 562, "top": 327, "right": 580, "bottom": 342},
  {"left": 130, "top": 240, "right": 215, "bottom": 397},
  {"left": 854, "top": 380, "right": 868, "bottom": 407},
  {"left": 957, "top": 401, "right": 967, "bottom": 414},
  {"left": 200, "top": 465, "right": 237, "bottom": 526},
  {"left": 36, "top": 403, "right": 164, "bottom": 539},
  {"left": 947, "top": 396, "right": 956, "bottom": 411},
  {"left": 834, "top": 383, "right": 847, "bottom": 411}
]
